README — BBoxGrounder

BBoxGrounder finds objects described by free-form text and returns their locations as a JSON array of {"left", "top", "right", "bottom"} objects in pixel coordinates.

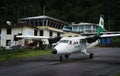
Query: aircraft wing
[
  {"left": 80, "top": 33, "right": 120, "bottom": 43},
  {"left": 100, "top": 34, "right": 120, "bottom": 38},
  {"left": 16, "top": 35, "right": 62, "bottom": 44},
  {"left": 83, "top": 33, "right": 120, "bottom": 39},
  {"left": 16, "top": 35, "right": 50, "bottom": 39}
]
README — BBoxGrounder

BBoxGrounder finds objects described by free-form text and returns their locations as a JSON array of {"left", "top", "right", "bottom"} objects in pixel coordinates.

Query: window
[
  {"left": 93, "top": 26, "right": 98, "bottom": 32},
  {"left": 18, "top": 33, "right": 22, "bottom": 35},
  {"left": 75, "top": 35, "right": 78, "bottom": 37},
  {"left": 60, "top": 40, "right": 69, "bottom": 43},
  {"left": 73, "top": 26, "right": 79, "bottom": 32},
  {"left": 72, "top": 41, "right": 78, "bottom": 45},
  {"left": 79, "top": 26, "right": 84, "bottom": 32},
  {"left": 6, "top": 40, "right": 11, "bottom": 46},
  {"left": 80, "top": 39, "right": 86, "bottom": 44},
  {"left": 69, "top": 41, "right": 72, "bottom": 44},
  {"left": 34, "top": 30, "right": 38, "bottom": 36},
  {"left": 39, "top": 22, "right": 42, "bottom": 26},
  {"left": 57, "top": 32, "right": 60, "bottom": 37},
  {"left": 39, "top": 30, "right": 44, "bottom": 36},
  {"left": 35, "top": 22, "right": 38, "bottom": 26},
  {"left": 49, "top": 31, "right": 53, "bottom": 36},
  {"left": 7, "top": 28, "right": 12, "bottom": 34},
  {"left": 86, "top": 25, "right": 91, "bottom": 31}
]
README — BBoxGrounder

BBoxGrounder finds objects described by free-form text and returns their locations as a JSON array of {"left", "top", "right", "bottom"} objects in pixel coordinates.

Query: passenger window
[
  {"left": 69, "top": 41, "right": 72, "bottom": 44},
  {"left": 80, "top": 39, "right": 86, "bottom": 43},
  {"left": 73, "top": 41, "right": 78, "bottom": 45}
]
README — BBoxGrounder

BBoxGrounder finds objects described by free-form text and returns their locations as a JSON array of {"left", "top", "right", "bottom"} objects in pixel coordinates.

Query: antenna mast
[
  {"left": 108, "top": 0, "right": 111, "bottom": 31},
  {"left": 43, "top": 0, "right": 46, "bottom": 15}
]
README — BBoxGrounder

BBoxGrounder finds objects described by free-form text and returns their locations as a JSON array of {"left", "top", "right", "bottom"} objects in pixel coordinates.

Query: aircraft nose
[{"left": 52, "top": 49, "right": 57, "bottom": 54}]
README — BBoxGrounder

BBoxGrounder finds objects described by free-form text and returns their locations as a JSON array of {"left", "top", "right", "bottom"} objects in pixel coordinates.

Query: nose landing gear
[
  {"left": 65, "top": 54, "right": 69, "bottom": 59},
  {"left": 59, "top": 54, "right": 70, "bottom": 61},
  {"left": 59, "top": 55, "right": 63, "bottom": 62}
]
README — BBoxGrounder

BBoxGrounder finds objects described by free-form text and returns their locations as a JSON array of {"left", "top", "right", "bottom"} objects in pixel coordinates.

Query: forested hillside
[{"left": 0, "top": 0, "right": 120, "bottom": 31}]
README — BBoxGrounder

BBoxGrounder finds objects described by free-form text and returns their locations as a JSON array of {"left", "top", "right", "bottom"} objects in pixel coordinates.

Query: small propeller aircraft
[{"left": 51, "top": 15, "right": 120, "bottom": 61}]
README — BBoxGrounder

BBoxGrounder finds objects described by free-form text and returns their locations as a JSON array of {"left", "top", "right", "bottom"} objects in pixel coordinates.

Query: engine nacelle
[
  {"left": 87, "top": 36, "right": 100, "bottom": 43},
  {"left": 48, "top": 37, "right": 62, "bottom": 44}
]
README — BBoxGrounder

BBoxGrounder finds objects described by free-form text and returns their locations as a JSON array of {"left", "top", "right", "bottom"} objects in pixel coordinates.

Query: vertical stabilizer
[{"left": 98, "top": 15, "right": 104, "bottom": 36}]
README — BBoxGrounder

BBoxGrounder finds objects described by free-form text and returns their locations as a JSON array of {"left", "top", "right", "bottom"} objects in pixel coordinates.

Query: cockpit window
[{"left": 59, "top": 40, "right": 69, "bottom": 43}]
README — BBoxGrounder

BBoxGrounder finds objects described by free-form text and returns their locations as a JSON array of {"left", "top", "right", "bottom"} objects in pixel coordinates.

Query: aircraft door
[
  {"left": 80, "top": 39, "right": 86, "bottom": 51},
  {"left": 71, "top": 40, "right": 80, "bottom": 52}
]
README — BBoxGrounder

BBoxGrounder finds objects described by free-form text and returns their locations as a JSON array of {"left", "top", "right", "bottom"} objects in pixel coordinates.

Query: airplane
[{"left": 51, "top": 15, "right": 120, "bottom": 61}]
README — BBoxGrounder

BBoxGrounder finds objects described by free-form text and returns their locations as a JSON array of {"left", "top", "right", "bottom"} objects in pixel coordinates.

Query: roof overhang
[
  {"left": 37, "top": 26, "right": 65, "bottom": 34},
  {"left": 19, "top": 15, "right": 68, "bottom": 24}
]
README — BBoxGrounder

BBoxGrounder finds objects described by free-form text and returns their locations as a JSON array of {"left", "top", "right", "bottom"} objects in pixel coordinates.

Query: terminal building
[
  {"left": 63, "top": 22, "right": 98, "bottom": 33},
  {"left": 0, "top": 15, "right": 68, "bottom": 49},
  {"left": 0, "top": 15, "right": 100, "bottom": 49},
  {"left": 71, "top": 22, "right": 98, "bottom": 33}
]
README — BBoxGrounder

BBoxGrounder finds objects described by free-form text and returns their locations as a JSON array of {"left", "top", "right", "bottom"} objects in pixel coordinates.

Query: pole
[{"left": 43, "top": 0, "right": 46, "bottom": 15}]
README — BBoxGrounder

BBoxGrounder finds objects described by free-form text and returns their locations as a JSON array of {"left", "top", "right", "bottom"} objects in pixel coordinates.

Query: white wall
[
  {"left": 44, "top": 30, "right": 49, "bottom": 37},
  {"left": 0, "top": 26, "right": 64, "bottom": 48},
  {"left": 53, "top": 31, "right": 57, "bottom": 37},
  {"left": 11, "top": 27, "right": 23, "bottom": 46},
  {"left": 1, "top": 27, "right": 24, "bottom": 48},
  {"left": 23, "top": 26, "right": 35, "bottom": 36},
  {"left": 0, "top": 26, "right": 38, "bottom": 48},
  {"left": 1, "top": 28, "right": 6, "bottom": 47}
]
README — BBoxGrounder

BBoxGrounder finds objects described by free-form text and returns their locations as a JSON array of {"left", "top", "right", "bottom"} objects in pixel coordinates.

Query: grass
[
  {"left": 112, "top": 37, "right": 120, "bottom": 43},
  {"left": 116, "top": 73, "right": 120, "bottom": 76},
  {"left": 0, "top": 49, "right": 51, "bottom": 61}
]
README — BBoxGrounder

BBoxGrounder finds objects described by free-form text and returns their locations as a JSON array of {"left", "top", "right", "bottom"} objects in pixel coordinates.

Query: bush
[{"left": 0, "top": 46, "right": 6, "bottom": 51}]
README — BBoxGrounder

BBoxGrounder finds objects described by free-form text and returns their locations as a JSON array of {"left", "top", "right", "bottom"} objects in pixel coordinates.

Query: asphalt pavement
[{"left": 0, "top": 48, "right": 120, "bottom": 76}]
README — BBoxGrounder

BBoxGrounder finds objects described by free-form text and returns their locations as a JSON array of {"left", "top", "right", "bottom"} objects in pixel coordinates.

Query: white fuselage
[{"left": 52, "top": 37, "right": 99, "bottom": 55}]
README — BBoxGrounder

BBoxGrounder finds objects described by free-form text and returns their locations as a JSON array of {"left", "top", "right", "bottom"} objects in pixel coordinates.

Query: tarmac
[{"left": 0, "top": 48, "right": 120, "bottom": 76}]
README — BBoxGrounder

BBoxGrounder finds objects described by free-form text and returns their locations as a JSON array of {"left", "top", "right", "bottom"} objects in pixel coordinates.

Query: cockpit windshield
[{"left": 59, "top": 40, "right": 69, "bottom": 43}]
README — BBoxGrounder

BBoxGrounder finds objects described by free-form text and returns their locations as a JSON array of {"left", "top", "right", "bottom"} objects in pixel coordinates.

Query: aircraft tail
[{"left": 97, "top": 15, "right": 104, "bottom": 36}]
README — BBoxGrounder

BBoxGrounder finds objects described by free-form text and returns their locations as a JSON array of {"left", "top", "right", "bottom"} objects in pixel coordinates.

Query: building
[
  {"left": 63, "top": 32, "right": 81, "bottom": 37},
  {"left": 71, "top": 22, "right": 98, "bottom": 33},
  {"left": 62, "top": 22, "right": 99, "bottom": 34},
  {"left": 0, "top": 24, "right": 37, "bottom": 48},
  {"left": 19, "top": 15, "right": 67, "bottom": 29},
  {"left": 0, "top": 15, "right": 68, "bottom": 49}
]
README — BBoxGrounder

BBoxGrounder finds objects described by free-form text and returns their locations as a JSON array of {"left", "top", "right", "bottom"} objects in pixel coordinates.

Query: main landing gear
[
  {"left": 65, "top": 54, "right": 69, "bottom": 59},
  {"left": 58, "top": 52, "right": 94, "bottom": 61},
  {"left": 89, "top": 53, "right": 94, "bottom": 59},
  {"left": 82, "top": 49, "right": 94, "bottom": 59}
]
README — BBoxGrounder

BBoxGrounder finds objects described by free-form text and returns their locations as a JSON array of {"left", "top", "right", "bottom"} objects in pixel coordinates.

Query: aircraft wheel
[
  {"left": 89, "top": 53, "right": 94, "bottom": 59},
  {"left": 65, "top": 54, "right": 69, "bottom": 59},
  {"left": 59, "top": 56, "right": 63, "bottom": 61}
]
